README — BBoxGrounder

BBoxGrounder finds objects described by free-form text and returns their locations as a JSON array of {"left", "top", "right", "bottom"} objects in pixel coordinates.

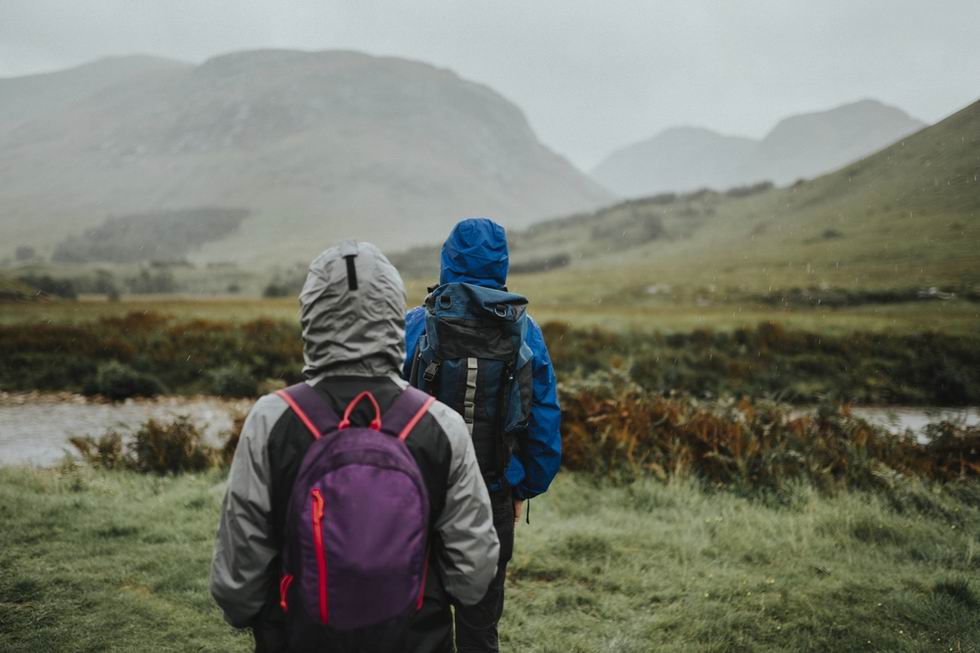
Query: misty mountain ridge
[
  {"left": 593, "top": 99, "right": 925, "bottom": 197},
  {"left": 496, "top": 98, "right": 979, "bottom": 301},
  {"left": 0, "top": 49, "right": 611, "bottom": 265}
]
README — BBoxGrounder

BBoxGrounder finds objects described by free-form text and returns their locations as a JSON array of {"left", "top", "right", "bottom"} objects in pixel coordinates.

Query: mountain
[
  {"left": 592, "top": 99, "right": 926, "bottom": 197},
  {"left": 398, "top": 99, "right": 978, "bottom": 300},
  {"left": 0, "top": 50, "right": 611, "bottom": 265},
  {"left": 589, "top": 127, "right": 756, "bottom": 199}
]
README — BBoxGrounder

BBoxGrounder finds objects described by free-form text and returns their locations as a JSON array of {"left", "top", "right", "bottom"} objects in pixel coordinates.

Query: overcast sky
[{"left": 1, "top": 0, "right": 978, "bottom": 169}]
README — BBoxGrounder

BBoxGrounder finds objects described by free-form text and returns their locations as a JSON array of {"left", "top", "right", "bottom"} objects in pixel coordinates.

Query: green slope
[{"left": 400, "top": 100, "right": 979, "bottom": 308}]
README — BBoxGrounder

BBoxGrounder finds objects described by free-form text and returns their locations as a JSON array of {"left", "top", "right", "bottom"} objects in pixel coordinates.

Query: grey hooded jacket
[{"left": 210, "top": 241, "right": 499, "bottom": 652}]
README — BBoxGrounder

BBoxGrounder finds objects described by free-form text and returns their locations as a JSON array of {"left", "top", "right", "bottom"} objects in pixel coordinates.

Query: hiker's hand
[{"left": 513, "top": 499, "right": 524, "bottom": 526}]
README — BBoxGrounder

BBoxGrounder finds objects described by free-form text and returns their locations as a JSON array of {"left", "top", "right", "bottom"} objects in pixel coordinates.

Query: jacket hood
[
  {"left": 439, "top": 218, "right": 509, "bottom": 289},
  {"left": 299, "top": 240, "right": 406, "bottom": 378}
]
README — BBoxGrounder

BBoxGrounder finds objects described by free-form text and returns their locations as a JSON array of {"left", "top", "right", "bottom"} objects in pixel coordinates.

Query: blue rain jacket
[{"left": 403, "top": 218, "right": 561, "bottom": 500}]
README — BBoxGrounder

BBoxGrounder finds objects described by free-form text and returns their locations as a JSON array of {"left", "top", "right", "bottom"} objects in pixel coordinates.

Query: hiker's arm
[
  {"left": 210, "top": 395, "right": 282, "bottom": 628},
  {"left": 513, "top": 317, "right": 562, "bottom": 500},
  {"left": 429, "top": 402, "right": 500, "bottom": 605}
]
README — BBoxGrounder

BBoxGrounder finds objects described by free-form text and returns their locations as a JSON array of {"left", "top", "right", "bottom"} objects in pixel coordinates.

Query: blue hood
[{"left": 439, "top": 218, "right": 509, "bottom": 289}]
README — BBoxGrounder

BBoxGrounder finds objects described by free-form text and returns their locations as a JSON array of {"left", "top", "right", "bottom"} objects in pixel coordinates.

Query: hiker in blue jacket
[{"left": 403, "top": 217, "right": 561, "bottom": 653}]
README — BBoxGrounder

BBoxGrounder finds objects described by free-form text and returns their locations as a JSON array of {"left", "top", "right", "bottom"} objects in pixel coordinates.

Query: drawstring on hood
[
  {"left": 439, "top": 218, "right": 509, "bottom": 289},
  {"left": 299, "top": 240, "right": 406, "bottom": 378}
]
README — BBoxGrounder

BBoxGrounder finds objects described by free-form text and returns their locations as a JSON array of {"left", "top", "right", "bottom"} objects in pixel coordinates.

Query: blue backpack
[{"left": 408, "top": 282, "right": 533, "bottom": 482}]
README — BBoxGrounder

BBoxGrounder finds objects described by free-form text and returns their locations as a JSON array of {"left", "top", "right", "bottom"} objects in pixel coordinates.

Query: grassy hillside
[
  {"left": 1, "top": 467, "right": 976, "bottom": 653},
  {"left": 397, "top": 99, "right": 979, "bottom": 313},
  {"left": 507, "top": 100, "right": 979, "bottom": 306}
]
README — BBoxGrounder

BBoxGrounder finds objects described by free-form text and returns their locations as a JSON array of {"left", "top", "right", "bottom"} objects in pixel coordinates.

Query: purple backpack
[{"left": 274, "top": 382, "right": 435, "bottom": 631}]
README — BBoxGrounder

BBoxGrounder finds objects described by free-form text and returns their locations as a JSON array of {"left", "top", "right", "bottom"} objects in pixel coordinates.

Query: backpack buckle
[{"left": 422, "top": 361, "right": 440, "bottom": 384}]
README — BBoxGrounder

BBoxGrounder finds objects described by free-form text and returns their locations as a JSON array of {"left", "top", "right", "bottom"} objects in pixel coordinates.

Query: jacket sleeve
[
  {"left": 427, "top": 401, "right": 500, "bottom": 605},
  {"left": 512, "top": 316, "right": 562, "bottom": 500},
  {"left": 402, "top": 306, "right": 426, "bottom": 379},
  {"left": 210, "top": 394, "right": 285, "bottom": 628}
]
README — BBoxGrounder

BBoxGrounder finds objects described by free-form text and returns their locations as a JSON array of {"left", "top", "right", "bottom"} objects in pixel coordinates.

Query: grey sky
[{"left": 1, "top": 0, "right": 978, "bottom": 169}]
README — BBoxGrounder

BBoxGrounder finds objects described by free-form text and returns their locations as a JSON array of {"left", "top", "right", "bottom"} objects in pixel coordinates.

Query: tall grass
[
  {"left": 2, "top": 312, "right": 979, "bottom": 404},
  {"left": 0, "top": 468, "right": 976, "bottom": 652},
  {"left": 543, "top": 321, "right": 980, "bottom": 405},
  {"left": 559, "top": 371, "right": 979, "bottom": 491},
  {"left": 0, "top": 312, "right": 302, "bottom": 398}
]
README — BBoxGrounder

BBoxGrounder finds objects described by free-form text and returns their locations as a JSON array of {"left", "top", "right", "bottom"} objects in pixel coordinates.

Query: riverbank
[
  {"left": 0, "top": 467, "right": 976, "bottom": 652},
  {"left": 0, "top": 392, "right": 249, "bottom": 466},
  {"left": 2, "top": 392, "right": 977, "bottom": 470}
]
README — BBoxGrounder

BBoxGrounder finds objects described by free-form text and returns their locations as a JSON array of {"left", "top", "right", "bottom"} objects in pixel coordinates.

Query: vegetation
[
  {"left": 69, "top": 417, "right": 221, "bottom": 474},
  {"left": 0, "top": 466, "right": 976, "bottom": 652},
  {"left": 69, "top": 379, "right": 978, "bottom": 490},
  {"left": 0, "top": 312, "right": 302, "bottom": 398},
  {"left": 472, "top": 100, "right": 980, "bottom": 309},
  {"left": 544, "top": 321, "right": 980, "bottom": 405},
  {"left": 85, "top": 361, "right": 167, "bottom": 400},
  {"left": 5, "top": 294, "right": 979, "bottom": 339},
  {"left": 15, "top": 274, "right": 78, "bottom": 300},
  {"left": 2, "top": 312, "right": 978, "bottom": 405},
  {"left": 123, "top": 268, "right": 179, "bottom": 294},
  {"left": 51, "top": 208, "right": 250, "bottom": 264},
  {"left": 754, "top": 286, "right": 978, "bottom": 308},
  {"left": 560, "top": 371, "right": 978, "bottom": 490}
]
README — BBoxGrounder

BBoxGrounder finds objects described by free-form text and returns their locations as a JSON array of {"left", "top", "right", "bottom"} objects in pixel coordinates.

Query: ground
[{"left": 1, "top": 467, "right": 976, "bottom": 653}]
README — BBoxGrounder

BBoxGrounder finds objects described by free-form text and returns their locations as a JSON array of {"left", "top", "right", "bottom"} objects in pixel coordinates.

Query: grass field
[
  {"left": 2, "top": 295, "right": 978, "bottom": 336},
  {"left": 0, "top": 467, "right": 977, "bottom": 652}
]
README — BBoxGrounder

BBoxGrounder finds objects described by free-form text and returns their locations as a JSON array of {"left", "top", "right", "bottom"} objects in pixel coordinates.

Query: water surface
[{"left": 0, "top": 392, "right": 250, "bottom": 466}]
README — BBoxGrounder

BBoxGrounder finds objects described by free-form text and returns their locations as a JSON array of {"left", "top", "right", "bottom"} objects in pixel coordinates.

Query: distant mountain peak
[{"left": 593, "top": 98, "right": 926, "bottom": 197}]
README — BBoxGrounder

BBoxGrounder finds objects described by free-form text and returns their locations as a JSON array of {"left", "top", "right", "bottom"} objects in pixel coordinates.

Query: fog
[{"left": 1, "top": 0, "right": 977, "bottom": 169}]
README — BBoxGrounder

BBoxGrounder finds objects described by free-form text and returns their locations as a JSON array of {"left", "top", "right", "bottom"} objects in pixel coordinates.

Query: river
[
  {"left": 0, "top": 393, "right": 977, "bottom": 467},
  {"left": 0, "top": 392, "right": 251, "bottom": 466}
]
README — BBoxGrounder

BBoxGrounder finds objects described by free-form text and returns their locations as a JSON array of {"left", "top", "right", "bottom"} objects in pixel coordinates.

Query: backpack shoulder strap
[
  {"left": 381, "top": 386, "right": 435, "bottom": 442},
  {"left": 275, "top": 382, "right": 341, "bottom": 440}
]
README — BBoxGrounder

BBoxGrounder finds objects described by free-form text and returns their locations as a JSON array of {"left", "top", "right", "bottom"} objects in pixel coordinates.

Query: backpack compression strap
[
  {"left": 380, "top": 386, "right": 436, "bottom": 442},
  {"left": 275, "top": 382, "right": 341, "bottom": 440}
]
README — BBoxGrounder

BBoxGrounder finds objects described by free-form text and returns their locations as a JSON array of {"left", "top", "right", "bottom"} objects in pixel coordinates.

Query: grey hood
[{"left": 300, "top": 240, "right": 406, "bottom": 378}]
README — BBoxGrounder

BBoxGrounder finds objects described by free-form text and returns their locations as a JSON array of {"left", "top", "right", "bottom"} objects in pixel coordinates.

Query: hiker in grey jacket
[{"left": 211, "top": 241, "right": 500, "bottom": 653}]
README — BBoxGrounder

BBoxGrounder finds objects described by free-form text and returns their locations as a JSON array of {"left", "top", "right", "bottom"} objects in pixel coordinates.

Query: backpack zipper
[
  {"left": 311, "top": 488, "right": 328, "bottom": 624},
  {"left": 279, "top": 574, "right": 294, "bottom": 612},
  {"left": 416, "top": 547, "right": 430, "bottom": 610}
]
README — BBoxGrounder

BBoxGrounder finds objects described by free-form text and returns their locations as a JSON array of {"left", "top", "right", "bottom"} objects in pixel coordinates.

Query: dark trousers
[{"left": 454, "top": 490, "right": 515, "bottom": 653}]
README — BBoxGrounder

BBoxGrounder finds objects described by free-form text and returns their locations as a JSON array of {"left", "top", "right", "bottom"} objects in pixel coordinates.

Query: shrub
[
  {"left": 127, "top": 417, "right": 215, "bottom": 474},
  {"left": 88, "top": 361, "right": 166, "bottom": 400},
  {"left": 68, "top": 431, "right": 126, "bottom": 470},
  {"left": 558, "top": 372, "right": 979, "bottom": 490},
  {"left": 17, "top": 274, "right": 77, "bottom": 299},
  {"left": 125, "top": 269, "right": 178, "bottom": 294},
  {"left": 263, "top": 281, "right": 295, "bottom": 298},
  {"left": 70, "top": 416, "right": 217, "bottom": 474},
  {"left": 206, "top": 363, "right": 259, "bottom": 397}
]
